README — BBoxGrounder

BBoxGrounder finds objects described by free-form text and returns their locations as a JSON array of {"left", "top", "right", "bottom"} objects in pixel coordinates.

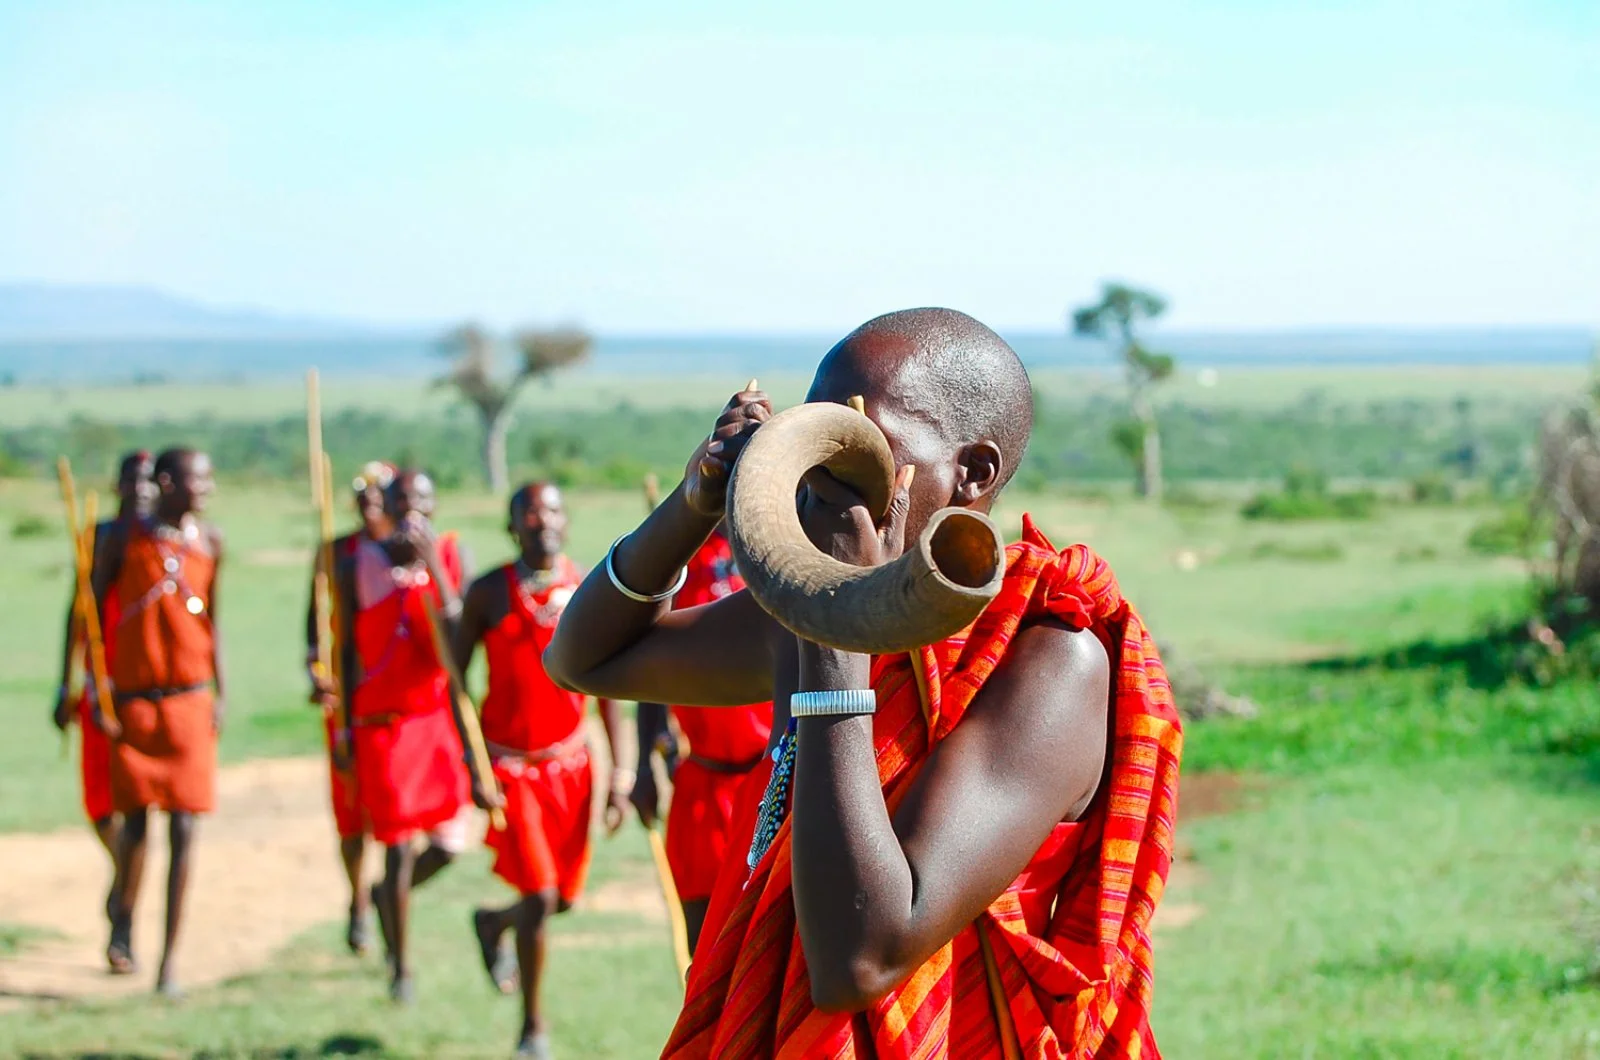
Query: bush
[
  {"left": 11, "top": 514, "right": 52, "bottom": 539},
  {"left": 1410, "top": 472, "right": 1455, "bottom": 505},
  {"left": 1467, "top": 503, "right": 1542, "bottom": 557},
  {"left": 1248, "top": 539, "right": 1346, "bottom": 562},
  {"left": 1241, "top": 485, "right": 1377, "bottom": 522}
]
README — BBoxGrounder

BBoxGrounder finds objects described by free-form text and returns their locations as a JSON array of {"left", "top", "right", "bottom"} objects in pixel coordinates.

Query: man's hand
[
  {"left": 93, "top": 704, "right": 122, "bottom": 741},
  {"left": 604, "top": 771, "right": 633, "bottom": 835},
  {"left": 629, "top": 767, "right": 660, "bottom": 829},
  {"left": 471, "top": 773, "right": 507, "bottom": 813},
  {"left": 682, "top": 383, "right": 772, "bottom": 517},
  {"left": 308, "top": 669, "right": 338, "bottom": 710},
  {"left": 797, "top": 462, "right": 916, "bottom": 570},
  {"left": 52, "top": 688, "right": 73, "bottom": 731}
]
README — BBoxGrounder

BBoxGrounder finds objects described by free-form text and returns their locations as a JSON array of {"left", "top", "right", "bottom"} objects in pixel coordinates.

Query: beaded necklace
[{"left": 746, "top": 717, "right": 799, "bottom": 871}]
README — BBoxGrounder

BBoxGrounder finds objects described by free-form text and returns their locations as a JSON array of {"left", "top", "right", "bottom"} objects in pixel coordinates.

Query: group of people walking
[{"left": 54, "top": 307, "right": 1185, "bottom": 1060}]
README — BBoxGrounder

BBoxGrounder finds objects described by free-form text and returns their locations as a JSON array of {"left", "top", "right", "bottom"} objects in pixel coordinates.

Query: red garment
[
  {"left": 480, "top": 558, "right": 585, "bottom": 752},
  {"left": 351, "top": 534, "right": 469, "bottom": 846},
  {"left": 666, "top": 534, "right": 773, "bottom": 902},
  {"left": 76, "top": 550, "right": 120, "bottom": 822},
  {"left": 109, "top": 520, "right": 218, "bottom": 815},
  {"left": 487, "top": 745, "right": 594, "bottom": 902},
  {"left": 663, "top": 518, "right": 1184, "bottom": 1059},
  {"left": 479, "top": 558, "right": 595, "bottom": 900}
]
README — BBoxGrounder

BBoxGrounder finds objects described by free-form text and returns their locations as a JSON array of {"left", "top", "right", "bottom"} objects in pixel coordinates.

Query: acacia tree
[
  {"left": 436, "top": 323, "right": 592, "bottom": 492},
  {"left": 1072, "top": 282, "right": 1175, "bottom": 500}
]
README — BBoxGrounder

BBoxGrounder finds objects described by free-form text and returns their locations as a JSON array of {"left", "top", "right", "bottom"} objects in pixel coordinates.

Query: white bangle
[
  {"left": 605, "top": 535, "right": 688, "bottom": 604},
  {"left": 790, "top": 689, "right": 878, "bottom": 717}
]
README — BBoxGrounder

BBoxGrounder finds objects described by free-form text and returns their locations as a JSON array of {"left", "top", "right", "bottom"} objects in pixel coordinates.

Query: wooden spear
[{"left": 418, "top": 594, "right": 507, "bottom": 832}]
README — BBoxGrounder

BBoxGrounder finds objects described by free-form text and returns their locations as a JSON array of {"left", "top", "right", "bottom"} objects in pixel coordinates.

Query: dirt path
[{"left": 0, "top": 756, "right": 1238, "bottom": 1006}]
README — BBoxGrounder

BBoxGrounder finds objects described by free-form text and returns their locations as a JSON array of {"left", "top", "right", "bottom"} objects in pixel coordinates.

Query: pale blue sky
[{"left": 1, "top": 0, "right": 1595, "bottom": 333}]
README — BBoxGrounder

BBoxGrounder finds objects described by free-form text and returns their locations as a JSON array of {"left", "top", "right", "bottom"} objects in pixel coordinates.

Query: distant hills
[
  {"left": 0, "top": 282, "right": 1591, "bottom": 384},
  {"left": 0, "top": 282, "right": 399, "bottom": 342}
]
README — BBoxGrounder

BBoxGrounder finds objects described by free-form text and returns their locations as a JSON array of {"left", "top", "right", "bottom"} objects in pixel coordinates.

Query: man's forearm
[
  {"left": 545, "top": 484, "right": 716, "bottom": 686},
  {"left": 790, "top": 644, "right": 914, "bottom": 1011}
]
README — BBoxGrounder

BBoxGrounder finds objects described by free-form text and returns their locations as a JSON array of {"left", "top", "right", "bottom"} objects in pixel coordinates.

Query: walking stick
[
  {"left": 648, "top": 828, "right": 692, "bottom": 987},
  {"left": 418, "top": 594, "right": 507, "bottom": 832},
  {"left": 638, "top": 470, "right": 695, "bottom": 986},
  {"left": 57, "top": 458, "right": 117, "bottom": 733},
  {"left": 306, "top": 373, "right": 353, "bottom": 764}
]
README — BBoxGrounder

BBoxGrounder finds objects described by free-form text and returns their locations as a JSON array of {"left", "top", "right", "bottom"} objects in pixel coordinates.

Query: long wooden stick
[
  {"left": 418, "top": 594, "right": 506, "bottom": 832},
  {"left": 57, "top": 458, "right": 116, "bottom": 731},
  {"left": 307, "top": 371, "right": 335, "bottom": 685},
  {"left": 647, "top": 828, "right": 692, "bottom": 987}
]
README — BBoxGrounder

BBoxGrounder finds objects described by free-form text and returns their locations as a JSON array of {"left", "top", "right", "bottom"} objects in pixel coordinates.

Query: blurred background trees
[
  {"left": 1072, "top": 282, "right": 1175, "bottom": 500},
  {"left": 435, "top": 323, "right": 592, "bottom": 492}
]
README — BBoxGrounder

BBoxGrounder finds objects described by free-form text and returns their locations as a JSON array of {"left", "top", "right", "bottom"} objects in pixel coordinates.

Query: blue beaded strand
[{"left": 746, "top": 718, "right": 798, "bottom": 870}]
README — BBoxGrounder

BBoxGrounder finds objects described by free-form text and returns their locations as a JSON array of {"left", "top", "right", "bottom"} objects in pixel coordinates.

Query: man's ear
[{"left": 953, "top": 441, "right": 1003, "bottom": 506}]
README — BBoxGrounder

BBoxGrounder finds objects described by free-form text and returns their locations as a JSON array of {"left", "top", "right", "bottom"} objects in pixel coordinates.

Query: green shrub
[
  {"left": 11, "top": 514, "right": 52, "bottom": 539},
  {"left": 1467, "top": 503, "right": 1542, "bottom": 557},
  {"left": 1410, "top": 471, "right": 1456, "bottom": 505},
  {"left": 1248, "top": 538, "right": 1346, "bottom": 562}
]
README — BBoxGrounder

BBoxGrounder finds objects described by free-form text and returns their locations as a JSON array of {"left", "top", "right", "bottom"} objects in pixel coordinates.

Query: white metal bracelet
[
  {"left": 605, "top": 535, "right": 689, "bottom": 604},
  {"left": 790, "top": 689, "right": 878, "bottom": 717}
]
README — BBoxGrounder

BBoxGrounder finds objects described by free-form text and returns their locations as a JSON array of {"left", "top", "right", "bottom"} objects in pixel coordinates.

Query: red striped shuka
[{"left": 662, "top": 516, "right": 1183, "bottom": 1060}]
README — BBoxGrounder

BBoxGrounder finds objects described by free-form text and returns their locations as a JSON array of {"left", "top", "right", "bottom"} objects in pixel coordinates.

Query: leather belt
[
  {"left": 686, "top": 751, "right": 764, "bottom": 775},
  {"left": 488, "top": 728, "right": 587, "bottom": 766},
  {"left": 114, "top": 682, "right": 209, "bottom": 704}
]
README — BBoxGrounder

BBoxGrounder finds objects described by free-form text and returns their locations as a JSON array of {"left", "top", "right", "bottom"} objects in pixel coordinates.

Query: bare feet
[
  {"left": 472, "top": 909, "right": 517, "bottom": 994},
  {"left": 515, "top": 1030, "right": 553, "bottom": 1059},
  {"left": 106, "top": 912, "right": 136, "bottom": 976},
  {"left": 389, "top": 973, "right": 415, "bottom": 1006},
  {"left": 155, "top": 967, "right": 183, "bottom": 1000},
  {"left": 346, "top": 901, "right": 371, "bottom": 956}
]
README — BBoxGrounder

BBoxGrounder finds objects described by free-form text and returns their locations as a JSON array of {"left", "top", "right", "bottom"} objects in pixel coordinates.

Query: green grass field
[
  {"left": 0, "top": 364, "right": 1580, "bottom": 427},
  {"left": 0, "top": 468, "right": 1595, "bottom": 1057}
]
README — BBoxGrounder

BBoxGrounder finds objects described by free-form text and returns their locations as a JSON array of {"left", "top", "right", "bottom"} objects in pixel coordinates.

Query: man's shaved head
[
  {"left": 826, "top": 308, "right": 1032, "bottom": 490},
  {"left": 805, "top": 309, "right": 1033, "bottom": 538}
]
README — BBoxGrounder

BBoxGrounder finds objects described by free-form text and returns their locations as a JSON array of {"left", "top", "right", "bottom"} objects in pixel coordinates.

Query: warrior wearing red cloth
[
  {"left": 52, "top": 450, "right": 154, "bottom": 966},
  {"left": 547, "top": 309, "right": 1182, "bottom": 1059},
  {"left": 631, "top": 527, "right": 772, "bottom": 952},
  {"left": 338, "top": 468, "right": 478, "bottom": 1003},
  {"left": 96, "top": 448, "right": 227, "bottom": 997},
  {"left": 304, "top": 460, "right": 394, "bottom": 955},
  {"left": 454, "top": 482, "right": 629, "bottom": 1060}
]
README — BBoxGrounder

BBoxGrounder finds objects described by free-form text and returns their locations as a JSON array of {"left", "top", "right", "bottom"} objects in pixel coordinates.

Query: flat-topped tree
[
  {"left": 436, "top": 323, "right": 592, "bottom": 492},
  {"left": 1072, "top": 282, "right": 1175, "bottom": 500}
]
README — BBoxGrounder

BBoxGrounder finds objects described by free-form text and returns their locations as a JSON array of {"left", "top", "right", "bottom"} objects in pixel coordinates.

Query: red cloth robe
[
  {"left": 666, "top": 533, "right": 773, "bottom": 904},
  {"left": 109, "top": 520, "right": 219, "bottom": 815},
  {"left": 75, "top": 521, "right": 120, "bottom": 822},
  {"left": 663, "top": 518, "right": 1183, "bottom": 1059},
  {"left": 480, "top": 557, "right": 594, "bottom": 902},
  {"left": 350, "top": 534, "right": 470, "bottom": 846}
]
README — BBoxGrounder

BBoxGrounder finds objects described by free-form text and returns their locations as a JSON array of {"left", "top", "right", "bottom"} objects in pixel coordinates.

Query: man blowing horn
[{"left": 545, "top": 308, "right": 1183, "bottom": 1058}]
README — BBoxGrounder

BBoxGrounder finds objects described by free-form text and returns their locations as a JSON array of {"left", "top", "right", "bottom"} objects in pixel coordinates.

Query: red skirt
[
  {"left": 110, "top": 689, "right": 217, "bottom": 815},
  {"left": 77, "top": 692, "right": 114, "bottom": 822},
  {"left": 665, "top": 758, "right": 759, "bottom": 903},
  {"left": 484, "top": 746, "right": 594, "bottom": 903},
  {"left": 353, "top": 705, "right": 469, "bottom": 846},
  {"left": 325, "top": 711, "right": 364, "bottom": 840}
]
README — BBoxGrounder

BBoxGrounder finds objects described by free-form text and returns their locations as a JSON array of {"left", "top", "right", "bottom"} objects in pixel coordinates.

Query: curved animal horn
[{"left": 725, "top": 402, "right": 1005, "bottom": 654}]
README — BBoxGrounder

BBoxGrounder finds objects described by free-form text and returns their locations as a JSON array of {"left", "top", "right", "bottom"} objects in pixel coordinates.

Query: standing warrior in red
[
  {"left": 632, "top": 525, "right": 771, "bottom": 953},
  {"left": 53, "top": 450, "right": 155, "bottom": 923},
  {"left": 454, "top": 481, "right": 630, "bottom": 1060},
  {"left": 338, "top": 468, "right": 478, "bottom": 1003},
  {"left": 305, "top": 460, "right": 394, "bottom": 955},
  {"left": 96, "top": 448, "right": 226, "bottom": 996}
]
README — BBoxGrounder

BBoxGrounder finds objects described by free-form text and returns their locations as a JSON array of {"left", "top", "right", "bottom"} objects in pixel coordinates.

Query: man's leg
[
  {"left": 513, "top": 889, "right": 559, "bottom": 1058},
  {"left": 341, "top": 833, "right": 369, "bottom": 955},
  {"left": 472, "top": 901, "right": 519, "bottom": 994},
  {"left": 155, "top": 811, "right": 197, "bottom": 996},
  {"left": 92, "top": 813, "right": 121, "bottom": 860},
  {"left": 408, "top": 840, "right": 455, "bottom": 890},
  {"left": 381, "top": 842, "right": 417, "bottom": 1002},
  {"left": 682, "top": 898, "right": 711, "bottom": 957},
  {"left": 108, "top": 807, "right": 149, "bottom": 974}
]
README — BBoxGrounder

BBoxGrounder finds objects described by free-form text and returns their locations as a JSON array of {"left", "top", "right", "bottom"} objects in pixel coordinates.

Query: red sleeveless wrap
[{"left": 663, "top": 517, "right": 1182, "bottom": 1059}]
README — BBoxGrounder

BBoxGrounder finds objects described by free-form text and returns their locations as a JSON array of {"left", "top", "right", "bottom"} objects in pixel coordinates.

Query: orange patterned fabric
[{"left": 662, "top": 516, "right": 1183, "bottom": 1059}]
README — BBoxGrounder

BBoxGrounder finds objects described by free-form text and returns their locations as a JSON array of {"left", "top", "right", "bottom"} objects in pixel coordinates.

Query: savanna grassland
[{"left": 0, "top": 364, "right": 1596, "bottom": 1058}]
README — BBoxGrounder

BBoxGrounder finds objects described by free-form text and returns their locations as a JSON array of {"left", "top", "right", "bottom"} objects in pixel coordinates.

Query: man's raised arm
[{"left": 544, "top": 385, "right": 777, "bottom": 707}]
